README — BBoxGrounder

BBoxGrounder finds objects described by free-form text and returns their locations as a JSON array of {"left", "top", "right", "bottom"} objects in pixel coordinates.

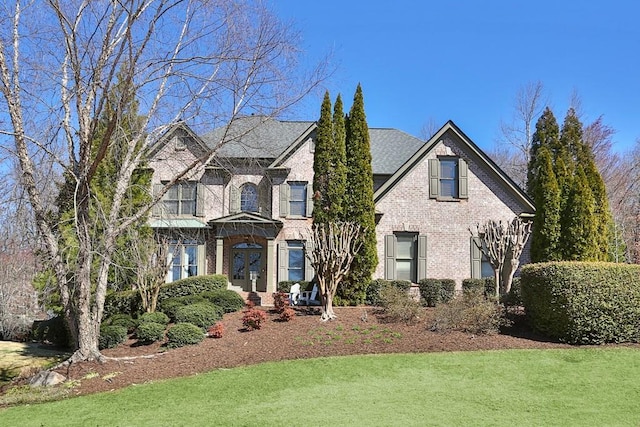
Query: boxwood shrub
[
  {"left": 103, "top": 289, "right": 142, "bottom": 318},
  {"left": 167, "top": 323, "right": 204, "bottom": 348},
  {"left": 418, "top": 279, "right": 455, "bottom": 307},
  {"left": 99, "top": 325, "right": 128, "bottom": 349},
  {"left": 158, "top": 295, "right": 207, "bottom": 321},
  {"left": 521, "top": 262, "right": 640, "bottom": 344},
  {"left": 103, "top": 313, "right": 139, "bottom": 333},
  {"left": 157, "top": 275, "right": 228, "bottom": 303},
  {"left": 174, "top": 302, "right": 223, "bottom": 330},
  {"left": 136, "top": 322, "right": 166, "bottom": 344},
  {"left": 200, "top": 289, "right": 245, "bottom": 313},
  {"left": 139, "top": 311, "right": 170, "bottom": 326}
]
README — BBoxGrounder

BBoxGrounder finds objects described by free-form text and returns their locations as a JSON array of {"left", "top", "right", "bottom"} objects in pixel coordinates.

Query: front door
[{"left": 231, "top": 243, "right": 265, "bottom": 292}]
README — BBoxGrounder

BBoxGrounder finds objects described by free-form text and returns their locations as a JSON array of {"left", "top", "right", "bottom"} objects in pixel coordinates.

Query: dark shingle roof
[{"left": 200, "top": 116, "right": 426, "bottom": 175}]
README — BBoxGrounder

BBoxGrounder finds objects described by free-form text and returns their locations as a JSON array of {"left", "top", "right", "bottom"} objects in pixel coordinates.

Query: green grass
[{"left": 2, "top": 348, "right": 640, "bottom": 426}]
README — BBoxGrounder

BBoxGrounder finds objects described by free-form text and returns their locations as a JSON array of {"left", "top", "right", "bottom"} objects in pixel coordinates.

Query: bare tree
[
  {"left": 470, "top": 217, "right": 532, "bottom": 297},
  {"left": 419, "top": 117, "right": 440, "bottom": 141},
  {"left": 128, "top": 231, "right": 171, "bottom": 313},
  {"left": 0, "top": 1, "right": 325, "bottom": 362},
  {"left": 492, "top": 81, "right": 546, "bottom": 187},
  {"left": 305, "top": 222, "right": 363, "bottom": 321}
]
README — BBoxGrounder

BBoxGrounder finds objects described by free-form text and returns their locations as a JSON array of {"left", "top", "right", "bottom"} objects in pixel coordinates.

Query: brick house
[{"left": 148, "top": 116, "right": 534, "bottom": 301}]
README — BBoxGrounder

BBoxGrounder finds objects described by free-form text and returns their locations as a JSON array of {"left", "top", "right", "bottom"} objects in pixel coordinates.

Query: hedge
[
  {"left": 139, "top": 311, "right": 170, "bottom": 326},
  {"left": 157, "top": 275, "right": 228, "bottom": 303},
  {"left": 174, "top": 302, "right": 224, "bottom": 330},
  {"left": 418, "top": 279, "right": 455, "bottom": 307},
  {"left": 103, "top": 289, "right": 142, "bottom": 318},
  {"left": 521, "top": 262, "right": 640, "bottom": 344},
  {"left": 136, "top": 322, "right": 166, "bottom": 344},
  {"left": 99, "top": 325, "right": 128, "bottom": 349},
  {"left": 200, "top": 289, "right": 245, "bottom": 313},
  {"left": 277, "top": 280, "right": 310, "bottom": 293}
]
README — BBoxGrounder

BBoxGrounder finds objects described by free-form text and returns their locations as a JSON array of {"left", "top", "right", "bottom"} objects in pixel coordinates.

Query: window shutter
[
  {"left": 384, "top": 234, "right": 396, "bottom": 280},
  {"left": 304, "top": 242, "right": 315, "bottom": 281},
  {"left": 229, "top": 185, "right": 240, "bottom": 214},
  {"left": 279, "top": 184, "right": 289, "bottom": 217},
  {"left": 196, "top": 183, "right": 205, "bottom": 217},
  {"left": 417, "top": 234, "right": 428, "bottom": 281},
  {"left": 458, "top": 158, "right": 468, "bottom": 199},
  {"left": 152, "top": 183, "right": 164, "bottom": 217},
  {"left": 278, "top": 243, "right": 288, "bottom": 282},
  {"left": 428, "top": 159, "right": 439, "bottom": 199},
  {"left": 470, "top": 237, "right": 482, "bottom": 279},
  {"left": 306, "top": 183, "right": 313, "bottom": 217}
]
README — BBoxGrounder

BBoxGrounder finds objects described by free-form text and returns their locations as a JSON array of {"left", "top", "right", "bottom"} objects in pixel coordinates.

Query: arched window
[{"left": 240, "top": 183, "right": 258, "bottom": 212}]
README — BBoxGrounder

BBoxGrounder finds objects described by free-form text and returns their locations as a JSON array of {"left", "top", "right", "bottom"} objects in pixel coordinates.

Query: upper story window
[
  {"left": 240, "top": 183, "right": 259, "bottom": 212},
  {"left": 154, "top": 181, "right": 204, "bottom": 217},
  {"left": 289, "top": 182, "right": 307, "bottom": 216},
  {"left": 429, "top": 157, "right": 468, "bottom": 200}
]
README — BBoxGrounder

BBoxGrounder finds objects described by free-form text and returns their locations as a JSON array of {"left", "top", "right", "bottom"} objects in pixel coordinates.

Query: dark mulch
[{"left": 44, "top": 306, "right": 578, "bottom": 397}]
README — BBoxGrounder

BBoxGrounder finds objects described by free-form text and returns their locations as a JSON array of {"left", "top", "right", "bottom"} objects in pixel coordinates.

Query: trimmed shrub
[
  {"left": 139, "top": 311, "right": 170, "bottom": 326},
  {"left": 200, "top": 289, "right": 245, "bottom": 313},
  {"left": 207, "top": 322, "right": 225, "bottom": 338},
  {"left": 277, "top": 280, "right": 310, "bottom": 293},
  {"left": 432, "top": 289, "right": 508, "bottom": 335},
  {"left": 521, "top": 262, "right": 640, "bottom": 344},
  {"left": 462, "top": 278, "right": 484, "bottom": 295},
  {"left": 31, "top": 316, "right": 72, "bottom": 349},
  {"left": 502, "top": 277, "right": 522, "bottom": 307},
  {"left": 167, "top": 323, "right": 204, "bottom": 348},
  {"left": 103, "top": 314, "right": 139, "bottom": 334},
  {"left": 136, "top": 322, "right": 166, "bottom": 344},
  {"left": 103, "top": 289, "right": 142, "bottom": 318},
  {"left": 418, "top": 279, "right": 456, "bottom": 307},
  {"left": 378, "top": 284, "right": 421, "bottom": 324},
  {"left": 174, "top": 302, "right": 223, "bottom": 330},
  {"left": 242, "top": 302, "right": 267, "bottom": 330},
  {"left": 157, "top": 275, "right": 228, "bottom": 303},
  {"left": 366, "top": 279, "right": 414, "bottom": 306},
  {"left": 99, "top": 325, "right": 128, "bottom": 349},
  {"left": 278, "top": 307, "right": 296, "bottom": 322},
  {"left": 158, "top": 295, "right": 207, "bottom": 321}
]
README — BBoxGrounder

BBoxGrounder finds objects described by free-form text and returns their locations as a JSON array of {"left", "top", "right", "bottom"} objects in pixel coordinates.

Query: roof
[
  {"left": 200, "top": 116, "right": 425, "bottom": 175},
  {"left": 150, "top": 218, "right": 209, "bottom": 229}
]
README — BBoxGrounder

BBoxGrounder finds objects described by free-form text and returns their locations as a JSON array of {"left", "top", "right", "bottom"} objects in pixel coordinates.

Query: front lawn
[{"left": 2, "top": 348, "right": 639, "bottom": 426}]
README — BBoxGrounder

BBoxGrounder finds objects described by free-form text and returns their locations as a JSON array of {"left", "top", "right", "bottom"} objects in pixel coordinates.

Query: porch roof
[{"left": 150, "top": 218, "right": 210, "bottom": 229}]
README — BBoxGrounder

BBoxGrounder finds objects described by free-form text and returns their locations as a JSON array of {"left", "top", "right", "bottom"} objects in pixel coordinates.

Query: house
[{"left": 147, "top": 116, "right": 534, "bottom": 302}]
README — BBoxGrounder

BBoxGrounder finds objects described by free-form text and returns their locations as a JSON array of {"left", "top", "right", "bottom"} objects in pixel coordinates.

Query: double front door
[{"left": 232, "top": 243, "right": 266, "bottom": 292}]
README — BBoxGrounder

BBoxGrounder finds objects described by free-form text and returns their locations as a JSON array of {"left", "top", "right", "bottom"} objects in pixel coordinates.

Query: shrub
[
  {"left": 461, "top": 278, "right": 484, "bottom": 295},
  {"left": 277, "top": 280, "right": 310, "bottom": 293},
  {"left": 200, "top": 289, "right": 245, "bottom": 313},
  {"left": 207, "top": 322, "right": 225, "bottom": 338},
  {"left": 158, "top": 295, "right": 207, "bottom": 321},
  {"left": 278, "top": 307, "right": 296, "bottom": 322},
  {"left": 174, "top": 302, "right": 223, "bottom": 330},
  {"left": 366, "top": 279, "right": 414, "bottom": 306},
  {"left": 136, "top": 322, "right": 166, "bottom": 344},
  {"left": 242, "top": 302, "right": 267, "bottom": 330},
  {"left": 103, "top": 289, "right": 142, "bottom": 318},
  {"left": 166, "top": 323, "right": 204, "bottom": 348},
  {"left": 99, "top": 325, "right": 128, "bottom": 349},
  {"left": 272, "top": 291, "right": 290, "bottom": 313},
  {"left": 418, "top": 279, "right": 456, "bottom": 307},
  {"left": 521, "top": 262, "right": 640, "bottom": 344},
  {"left": 31, "top": 316, "right": 72, "bottom": 349},
  {"left": 157, "top": 275, "right": 228, "bottom": 303},
  {"left": 432, "top": 290, "right": 508, "bottom": 335},
  {"left": 501, "top": 277, "right": 522, "bottom": 307},
  {"left": 378, "top": 284, "right": 421, "bottom": 324},
  {"left": 103, "top": 314, "right": 139, "bottom": 334},
  {"left": 139, "top": 311, "right": 170, "bottom": 326}
]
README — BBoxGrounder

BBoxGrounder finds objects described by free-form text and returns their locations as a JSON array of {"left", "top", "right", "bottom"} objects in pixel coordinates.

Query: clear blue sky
[{"left": 273, "top": 0, "right": 640, "bottom": 153}]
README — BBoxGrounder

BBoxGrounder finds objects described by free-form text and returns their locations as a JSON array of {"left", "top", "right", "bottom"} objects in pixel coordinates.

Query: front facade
[{"left": 148, "top": 116, "right": 534, "bottom": 300}]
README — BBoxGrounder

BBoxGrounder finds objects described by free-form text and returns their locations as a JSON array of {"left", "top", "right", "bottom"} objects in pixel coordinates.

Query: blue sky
[{"left": 273, "top": 0, "right": 640, "bottom": 153}]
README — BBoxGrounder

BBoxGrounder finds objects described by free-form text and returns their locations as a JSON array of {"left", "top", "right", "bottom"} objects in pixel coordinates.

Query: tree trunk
[{"left": 320, "top": 289, "right": 336, "bottom": 321}]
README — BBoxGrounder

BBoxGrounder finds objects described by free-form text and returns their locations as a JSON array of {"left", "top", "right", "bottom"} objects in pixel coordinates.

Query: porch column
[
  {"left": 266, "top": 238, "right": 276, "bottom": 294},
  {"left": 215, "top": 237, "right": 224, "bottom": 275}
]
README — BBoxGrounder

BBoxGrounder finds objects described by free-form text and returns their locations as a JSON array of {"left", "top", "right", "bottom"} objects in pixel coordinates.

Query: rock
[{"left": 29, "top": 370, "right": 66, "bottom": 387}]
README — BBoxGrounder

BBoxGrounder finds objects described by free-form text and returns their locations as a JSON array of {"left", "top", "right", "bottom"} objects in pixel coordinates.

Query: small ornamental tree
[
  {"left": 305, "top": 222, "right": 363, "bottom": 321},
  {"left": 470, "top": 217, "right": 532, "bottom": 297}
]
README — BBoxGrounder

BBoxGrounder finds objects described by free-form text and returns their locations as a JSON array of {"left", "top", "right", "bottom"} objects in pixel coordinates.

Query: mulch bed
[{"left": 44, "top": 306, "right": 578, "bottom": 397}]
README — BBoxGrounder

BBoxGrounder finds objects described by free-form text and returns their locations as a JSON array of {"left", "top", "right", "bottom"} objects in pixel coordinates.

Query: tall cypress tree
[
  {"left": 330, "top": 94, "right": 347, "bottom": 220},
  {"left": 531, "top": 146, "right": 561, "bottom": 262},
  {"left": 312, "top": 91, "right": 334, "bottom": 225},
  {"left": 561, "top": 165, "right": 597, "bottom": 260},
  {"left": 527, "top": 107, "right": 559, "bottom": 198},
  {"left": 340, "top": 84, "right": 377, "bottom": 304}
]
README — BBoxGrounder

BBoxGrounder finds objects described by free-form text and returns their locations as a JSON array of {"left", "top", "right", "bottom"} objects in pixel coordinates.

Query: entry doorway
[{"left": 231, "top": 243, "right": 266, "bottom": 292}]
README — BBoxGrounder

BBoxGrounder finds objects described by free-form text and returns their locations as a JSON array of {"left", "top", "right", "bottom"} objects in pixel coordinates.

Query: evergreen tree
[
  {"left": 312, "top": 91, "right": 334, "bottom": 225},
  {"left": 330, "top": 94, "right": 348, "bottom": 219},
  {"left": 340, "top": 84, "right": 378, "bottom": 304},
  {"left": 526, "top": 107, "right": 559, "bottom": 198},
  {"left": 530, "top": 146, "right": 561, "bottom": 262},
  {"left": 561, "top": 165, "right": 597, "bottom": 260}
]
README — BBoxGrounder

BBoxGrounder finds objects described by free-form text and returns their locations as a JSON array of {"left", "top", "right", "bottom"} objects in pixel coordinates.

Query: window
[
  {"left": 279, "top": 182, "right": 312, "bottom": 217},
  {"left": 161, "top": 182, "right": 197, "bottom": 216},
  {"left": 470, "top": 237, "right": 494, "bottom": 279},
  {"left": 240, "top": 184, "right": 258, "bottom": 212},
  {"left": 278, "top": 240, "right": 313, "bottom": 282},
  {"left": 429, "top": 157, "right": 468, "bottom": 200},
  {"left": 385, "top": 234, "right": 427, "bottom": 282},
  {"left": 287, "top": 241, "right": 305, "bottom": 281},
  {"left": 168, "top": 240, "right": 199, "bottom": 282}
]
